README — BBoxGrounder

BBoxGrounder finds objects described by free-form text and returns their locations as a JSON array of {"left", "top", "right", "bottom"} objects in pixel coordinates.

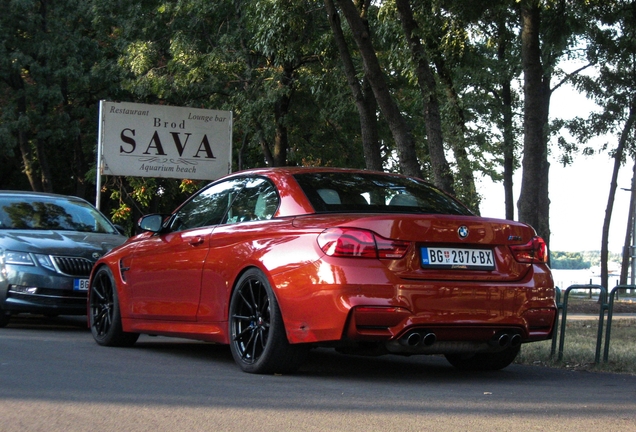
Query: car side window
[
  {"left": 169, "top": 178, "right": 246, "bottom": 232},
  {"left": 224, "top": 178, "right": 279, "bottom": 224}
]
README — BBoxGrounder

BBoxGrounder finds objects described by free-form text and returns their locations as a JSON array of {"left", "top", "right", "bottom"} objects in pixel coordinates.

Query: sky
[{"left": 477, "top": 83, "right": 632, "bottom": 253}]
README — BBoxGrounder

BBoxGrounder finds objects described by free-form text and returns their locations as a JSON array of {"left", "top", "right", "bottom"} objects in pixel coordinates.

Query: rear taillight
[
  {"left": 509, "top": 236, "right": 548, "bottom": 263},
  {"left": 375, "top": 236, "right": 410, "bottom": 259},
  {"left": 317, "top": 228, "right": 409, "bottom": 259}
]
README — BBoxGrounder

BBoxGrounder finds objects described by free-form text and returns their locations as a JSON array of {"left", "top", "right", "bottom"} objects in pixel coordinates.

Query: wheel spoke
[
  {"left": 92, "top": 274, "right": 108, "bottom": 301},
  {"left": 96, "top": 303, "right": 112, "bottom": 335},
  {"left": 94, "top": 308, "right": 106, "bottom": 334},
  {"left": 249, "top": 329, "right": 260, "bottom": 361},
  {"left": 242, "top": 332, "right": 257, "bottom": 361},
  {"left": 238, "top": 289, "right": 254, "bottom": 314},
  {"left": 250, "top": 281, "right": 261, "bottom": 311},
  {"left": 235, "top": 323, "right": 253, "bottom": 340}
]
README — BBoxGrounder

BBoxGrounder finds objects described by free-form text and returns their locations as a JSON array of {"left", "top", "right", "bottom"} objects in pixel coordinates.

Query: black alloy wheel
[
  {"left": 89, "top": 266, "right": 139, "bottom": 347},
  {"left": 229, "top": 268, "right": 307, "bottom": 374},
  {"left": 0, "top": 309, "right": 9, "bottom": 328}
]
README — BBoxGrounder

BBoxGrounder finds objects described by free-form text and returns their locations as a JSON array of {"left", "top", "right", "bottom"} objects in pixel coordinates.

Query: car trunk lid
[{"left": 293, "top": 213, "right": 538, "bottom": 282}]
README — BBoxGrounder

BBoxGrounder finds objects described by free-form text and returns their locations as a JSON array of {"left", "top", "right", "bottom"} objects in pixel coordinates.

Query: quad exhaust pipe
[
  {"left": 400, "top": 331, "right": 437, "bottom": 347},
  {"left": 490, "top": 332, "right": 522, "bottom": 348},
  {"left": 399, "top": 330, "right": 521, "bottom": 349}
]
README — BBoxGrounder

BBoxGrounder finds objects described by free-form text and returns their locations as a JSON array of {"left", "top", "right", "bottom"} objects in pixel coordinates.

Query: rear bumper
[{"left": 272, "top": 259, "right": 556, "bottom": 346}]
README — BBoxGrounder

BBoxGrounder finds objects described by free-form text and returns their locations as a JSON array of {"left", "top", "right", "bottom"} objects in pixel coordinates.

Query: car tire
[
  {"left": 444, "top": 345, "right": 521, "bottom": 371},
  {"left": 89, "top": 266, "right": 139, "bottom": 347},
  {"left": 0, "top": 309, "right": 9, "bottom": 328},
  {"left": 229, "top": 268, "right": 308, "bottom": 374}
]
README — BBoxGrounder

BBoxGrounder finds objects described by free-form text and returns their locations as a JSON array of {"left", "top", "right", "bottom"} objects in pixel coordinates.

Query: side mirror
[{"left": 138, "top": 214, "right": 165, "bottom": 233}]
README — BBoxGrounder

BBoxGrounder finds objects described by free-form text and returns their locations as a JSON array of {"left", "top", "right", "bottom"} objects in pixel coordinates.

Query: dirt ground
[{"left": 566, "top": 297, "right": 636, "bottom": 314}]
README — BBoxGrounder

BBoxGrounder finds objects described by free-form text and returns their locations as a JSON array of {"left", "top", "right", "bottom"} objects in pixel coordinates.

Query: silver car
[{"left": 0, "top": 191, "right": 127, "bottom": 326}]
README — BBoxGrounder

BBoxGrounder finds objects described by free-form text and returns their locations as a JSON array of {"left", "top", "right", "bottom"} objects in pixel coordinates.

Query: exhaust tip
[
  {"left": 498, "top": 333, "right": 510, "bottom": 347},
  {"left": 406, "top": 332, "right": 421, "bottom": 347},
  {"left": 489, "top": 333, "right": 511, "bottom": 348},
  {"left": 489, "top": 332, "right": 522, "bottom": 348},
  {"left": 399, "top": 331, "right": 436, "bottom": 347},
  {"left": 510, "top": 334, "right": 522, "bottom": 347},
  {"left": 422, "top": 332, "right": 436, "bottom": 347}
]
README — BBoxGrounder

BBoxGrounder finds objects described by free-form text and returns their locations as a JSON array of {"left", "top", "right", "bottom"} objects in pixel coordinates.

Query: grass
[{"left": 516, "top": 317, "right": 636, "bottom": 375}]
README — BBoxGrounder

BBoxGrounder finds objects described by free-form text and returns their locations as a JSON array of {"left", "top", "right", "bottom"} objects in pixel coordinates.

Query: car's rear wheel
[
  {"left": 444, "top": 345, "right": 520, "bottom": 371},
  {"left": 0, "top": 309, "right": 9, "bottom": 328},
  {"left": 229, "top": 268, "right": 307, "bottom": 374},
  {"left": 89, "top": 266, "right": 139, "bottom": 347}
]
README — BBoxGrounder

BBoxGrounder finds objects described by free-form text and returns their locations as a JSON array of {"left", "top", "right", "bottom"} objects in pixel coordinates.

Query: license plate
[
  {"left": 73, "top": 278, "right": 90, "bottom": 291},
  {"left": 421, "top": 247, "right": 495, "bottom": 269}
]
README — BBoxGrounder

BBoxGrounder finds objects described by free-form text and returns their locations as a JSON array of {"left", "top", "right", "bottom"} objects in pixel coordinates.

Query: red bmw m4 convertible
[{"left": 88, "top": 168, "right": 556, "bottom": 374}]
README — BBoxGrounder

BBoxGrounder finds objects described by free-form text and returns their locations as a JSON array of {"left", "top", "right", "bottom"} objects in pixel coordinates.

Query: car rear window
[{"left": 293, "top": 172, "right": 473, "bottom": 216}]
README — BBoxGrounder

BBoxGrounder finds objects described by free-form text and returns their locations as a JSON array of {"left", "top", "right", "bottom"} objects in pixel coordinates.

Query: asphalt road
[{"left": 1, "top": 315, "right": 635, "bottom": 432}]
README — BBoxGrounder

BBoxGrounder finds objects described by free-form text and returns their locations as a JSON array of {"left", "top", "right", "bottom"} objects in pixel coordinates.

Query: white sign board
[{"left": 98, "top": 101, "right": 232, "bottom": 181}]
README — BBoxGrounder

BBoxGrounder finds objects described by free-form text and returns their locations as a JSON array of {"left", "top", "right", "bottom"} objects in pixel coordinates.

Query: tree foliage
[
  {"left": 565, "top": 0, "right": 636, "bottom": 288},
  {"left": 0, "top": 0, "right": 633, "bottom": 266},
  {"left": 550, "top": 251, "right": 592, "bottom": 269},
  {"left": 0, "top": 0, "right": 124, "bottom": 196}
]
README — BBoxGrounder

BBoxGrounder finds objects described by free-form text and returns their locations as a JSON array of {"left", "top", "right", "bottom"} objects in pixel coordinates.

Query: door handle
[{"left": 189, "top": 236, "right": 204, "bottom": 246}]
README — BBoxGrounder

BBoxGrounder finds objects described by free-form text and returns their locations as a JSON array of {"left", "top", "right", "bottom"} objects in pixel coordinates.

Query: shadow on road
[
  {"left": 0, "top": 315, "right": 543, "bottom": 382},
  {"left": 4, "top": 314, "right": 88, "bottom": 331}
]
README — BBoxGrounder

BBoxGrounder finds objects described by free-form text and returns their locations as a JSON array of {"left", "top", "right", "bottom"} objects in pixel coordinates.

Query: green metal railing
[
  {"left": 603, "top": 284, "right": 635, "bottom": 362},
  {"left": 550, "top": 284, "right": 635, "bottom": 364},
  {"left": 551, "top": 284, "right": 608, "bottom": 363}
]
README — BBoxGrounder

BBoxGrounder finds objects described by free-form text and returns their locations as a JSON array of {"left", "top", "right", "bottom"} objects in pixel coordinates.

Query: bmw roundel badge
[{"left": 457, "top": 226, "right": 469, "bottom": 239}]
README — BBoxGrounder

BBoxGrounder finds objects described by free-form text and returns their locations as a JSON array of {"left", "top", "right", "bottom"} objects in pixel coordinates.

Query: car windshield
[
  {"left": 293, "top": 172, "right": 473, "bottom": 216},
  {"left": 0, "top": 196, "right": 118, "bottom": 233}
]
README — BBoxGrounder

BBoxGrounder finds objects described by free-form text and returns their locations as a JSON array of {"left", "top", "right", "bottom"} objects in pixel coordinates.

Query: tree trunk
[
  {"left": 501, "top": 79, "right": 516, "bottom": 220},
  {"left": 35, "top": 0, "right": 54, "bottom": 192},
  {"left": 237, "top": 132, "right": 249, "bottom": 172},
  {"left": 35, "top": 137, "right": 53, "bottom": 192},
  {"left": 495, "top": 17, "right": 517, "bottom": 221},
  {"left": 260, "top": 137, "right": 275, "bottom": 167},
  {"left": 394, "top": 0, "right": 454, "bottom": 193},
  {"left": 620, "top": 158, "right": 636, "bottom": 285},
  {"left": 335, "top": 0, "right": 421, "bottom": 178},
  {"left": 518, "top": 3, "right": 551, "bottom": 247},
  {"left": 272, "top": 65, "right": 294, "bottom": 167},
  {"left": 324, "top": 0, "right": 382, "bottom": 171},
  {"left": 8, "top": 69, "right": 40, "bottom": 192},
  {"left": 73, "top": 135, "right": 87, "bottom": 198},
  {"left": 18, "top": 130, "right": 42, "bottom": 192},
  {"left": 601, "top": 104, "right": 635, "bottom": 290},
  {"left": 360, "top": 78, "right": 382, "bottom": 170}
]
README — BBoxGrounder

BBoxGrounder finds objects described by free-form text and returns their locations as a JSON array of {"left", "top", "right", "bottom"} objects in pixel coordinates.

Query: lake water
[
  {"left": 550, "top": 269, "right": 605, "bottom": 290},
  {"left": 549, "top": 268, "right": 636, "bottom": 298}
]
